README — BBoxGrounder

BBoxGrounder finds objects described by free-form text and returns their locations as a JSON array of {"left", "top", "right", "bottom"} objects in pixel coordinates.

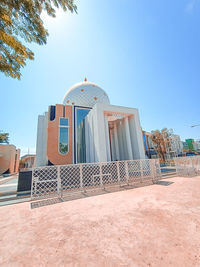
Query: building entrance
[{"left": 105, "top": 112, "right": 134, "bottom": 161}]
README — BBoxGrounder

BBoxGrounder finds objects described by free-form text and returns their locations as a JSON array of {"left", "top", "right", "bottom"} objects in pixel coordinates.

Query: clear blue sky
[{"left": 1, "top": 0, "right": 200, "bottom": 156}]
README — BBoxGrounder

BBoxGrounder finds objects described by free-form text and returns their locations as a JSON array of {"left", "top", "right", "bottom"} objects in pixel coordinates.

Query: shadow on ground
[
  {"left": 155, "top": 181, "right": 174, "bottom": 186},
  {"left": 31, "top": 180, "right": 174, "bottom": 209}
]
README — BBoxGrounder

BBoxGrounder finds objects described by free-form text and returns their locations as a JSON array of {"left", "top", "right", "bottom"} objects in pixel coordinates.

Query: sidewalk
[{"left": 0, "top": 176, "right": 200, "bottom": 266}]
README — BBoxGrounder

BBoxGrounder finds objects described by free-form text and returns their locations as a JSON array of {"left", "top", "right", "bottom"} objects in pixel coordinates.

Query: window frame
[
  {"left": 59, "top": 118, "right": 69, "bottom": 127},
  {"left": 75, "top": 107, "right": 91, "bottom": 163},
  {"left": 58, "top": 117, "right": 70, "bottom": 155}
]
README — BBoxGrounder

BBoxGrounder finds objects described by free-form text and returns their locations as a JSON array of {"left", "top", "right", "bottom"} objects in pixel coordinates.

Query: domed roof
[{"left": 63, "top": 80, "right": 110, "bottom": 108}]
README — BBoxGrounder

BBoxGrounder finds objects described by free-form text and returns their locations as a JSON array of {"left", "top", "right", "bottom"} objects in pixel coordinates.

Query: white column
[
  {"left": 104, "top": 116, "right": 111, "bottom": 162},
  {"left": 90, "top": 113, "right": 95, "bottom": 162},
  {"left": 110, "top": 129, "right": 116, "bottom": 160},
  {"left": 114, "top": 122, "right": 120, "bottom": 161},
  {"left": 118, "top": 120, "right": 125, "bottom": 160},
  {"left": 122, "top": 120, "right": 128, "bottom": 159},
  {"left": 129, "top": 113, "right": 145, "bottom": 159},
  {"left": 93, "top": 106, "right": 108, "bottom": 162},
  {"left": 124, "top": 117, "right": 133, "bottom": 159},
  {"left": 85, "top": 116, "right": 90, "bottom": 163},
  {"left": 36, "top": 112, "right": 48, "bottom": 167}
]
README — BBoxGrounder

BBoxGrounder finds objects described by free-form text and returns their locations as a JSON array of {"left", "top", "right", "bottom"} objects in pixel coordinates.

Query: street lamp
[{"left": 191, "top": 124, "right": 200, "bottom": 128}]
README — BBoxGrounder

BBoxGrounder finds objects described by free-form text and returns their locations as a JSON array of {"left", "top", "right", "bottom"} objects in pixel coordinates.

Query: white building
[
  {"left": 193, "top": 140, "right": 200, "bottom": 151},
  {"left": 36, "top": 80, "right": 145, "bottom": 166},
  {"left": 170, "top": 134, "right": 183, "bottom": 156}
]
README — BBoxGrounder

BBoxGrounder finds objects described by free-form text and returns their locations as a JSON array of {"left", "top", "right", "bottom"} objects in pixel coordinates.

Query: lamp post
[{"left": 191, "top": 124, "right": 200, "bottom": 128}]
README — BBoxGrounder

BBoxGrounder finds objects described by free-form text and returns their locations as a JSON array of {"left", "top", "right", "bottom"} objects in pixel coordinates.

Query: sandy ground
[{"left": 0, "top": 176, "right": 200, "bottom": 267}]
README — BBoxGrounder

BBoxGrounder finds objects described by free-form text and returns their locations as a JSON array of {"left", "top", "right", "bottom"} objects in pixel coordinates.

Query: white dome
[{"left": 63, "top": 81, "right": 110, "bottom": 108}]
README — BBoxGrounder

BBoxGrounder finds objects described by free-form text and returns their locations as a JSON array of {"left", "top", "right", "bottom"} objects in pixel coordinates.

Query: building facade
[
  {"left": 184, "top": 139, "right": 200, "bottom": 152},
  {"left": 20, "top": 154, "right": 36, "bottom": 169},
  {"left": 36, "top": 80, "right": 145, "bottom": 167},
  {"left": 193, "top": 140, "right": 200, "bottom": 151},
  {"left": 143, "top": 131, "right": 158, "bottom": 158},
  {"left": 170, "top": 134, "right": 183, "bottom": 156},
  {"left": 143, "top": 130, "right": 184, "bottom": 159},
  {"left": 185, "top": 139, "right": 195, "bottom": 151},
  {"left": 0, "top": 145, "right": 20, "bottom": 175}
]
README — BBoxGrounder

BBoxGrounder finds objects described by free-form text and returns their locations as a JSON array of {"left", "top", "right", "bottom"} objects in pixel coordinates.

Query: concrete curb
[
  {"left": 0, "top": 190, "right": 17, "bottom": 197},
  {"left": 0, "top": 175, "right": 18, "bottom": 185}
]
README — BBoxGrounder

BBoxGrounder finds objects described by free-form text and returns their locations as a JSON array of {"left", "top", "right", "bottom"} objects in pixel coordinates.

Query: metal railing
[
  {"left": 174, "top": 156, "right": 200, "bottom": 177},
  {"left": 31, "top": 159, "right": 161, "bottom": 200}
]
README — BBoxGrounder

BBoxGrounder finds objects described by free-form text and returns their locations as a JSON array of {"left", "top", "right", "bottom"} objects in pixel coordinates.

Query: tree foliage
[
  {"left": 151, "top": 128, "right": 172, "bottom": 162},
  {"left": 0, "top": 0, "right": 77, "bottom": 79},
  {"left": 0, "top": 132, "right": 9, "bottom": 144}
]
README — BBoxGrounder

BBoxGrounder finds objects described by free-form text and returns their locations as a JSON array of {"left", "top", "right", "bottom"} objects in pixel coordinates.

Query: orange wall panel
[{"left": 47, "top": 105, "right": 73, "bottom": 165}]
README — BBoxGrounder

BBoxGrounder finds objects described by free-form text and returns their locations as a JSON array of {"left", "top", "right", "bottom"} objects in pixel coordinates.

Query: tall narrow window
[
  {"left": 76, "top": 108, "right": 90, "bottom": 163},
  {"left": 59, "top": 118, "right": 69, "bottom": 154}
]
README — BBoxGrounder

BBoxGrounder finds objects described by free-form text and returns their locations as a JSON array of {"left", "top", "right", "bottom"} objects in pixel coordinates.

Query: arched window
[{"left": 59, "top": 118, "right": 69, "bottom": 154}]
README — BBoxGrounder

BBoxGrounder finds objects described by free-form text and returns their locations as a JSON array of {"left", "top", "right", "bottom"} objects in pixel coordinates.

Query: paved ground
[{"left": 0, "top": 176, "right": 200, "bottom": 267}]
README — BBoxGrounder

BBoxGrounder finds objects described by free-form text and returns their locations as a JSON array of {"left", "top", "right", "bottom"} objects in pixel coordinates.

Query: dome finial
[{"left": 84, "top": 77, "right": 87, "bottom": 82}]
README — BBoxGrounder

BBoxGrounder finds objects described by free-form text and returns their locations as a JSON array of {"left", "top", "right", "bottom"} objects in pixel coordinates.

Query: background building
[
  {"left": 185, "top": 139, "right": 195, "bottom": 151},
  {"left": 20, "top": 154, "right": 36, "bottom": 170},
  {"left": 143, "top": 131, "right": 158, "bottom": 158},
  {"left": 193, "top": 140, "right": 200, "bottom": 152},
  {"left": 143, "top": 129, "right": 184, "bottom": 160},
  {"left": 182, "top": 141, "right": 189, "bottom": 151},
  {"left": 170, "top": 134, "right": 183, "bottom": 156},
  {"left": 0, "top": 145, "right": 20, "bottom": 175},
  {"left": 36, "top": 80, "right": 145, "bottom": 166},
  {"left": 184, "top": 139, "right": 200, "bottom": 153}
]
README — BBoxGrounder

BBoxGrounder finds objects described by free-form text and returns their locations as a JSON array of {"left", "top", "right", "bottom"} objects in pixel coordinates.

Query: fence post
[
  {"left": 116, "top": 161, "right": 120, "bottom": 184},
  {"left": 188, "top": 158, "right": 192, "bottom": 177},
  {"left": 150, "top": 160, "right": 155, "bottom": 183},
  {"left": 182, "top": 158, "right": 185, "bottom": 176},
  {"left": 154, "top": 159, "right": 158, "bottom": 182},
  {"left": 191, "top": 157, "right": 195, "bottom": 177},
  {"left": 140, "top": 160, "right": 144, "bottom": 183},
  {"left": 190, "top": 158, "right": 193, "bottom": 176},
  {"left": 174, "top": 158, "right": 178, "bottom": 176},
  {"left": 100, "top": 162, "right": 103, "bottom": 188},
  {"left": 57, "top": 165, "right": 62, "bottom": 198},
  {"left": 125, "top": 161, "right": 129, "bottom": 185},
  {"left": 80, "top": 165, "right": 83, "bottom": 189},
  {"left": 31, "top": 168, "right": 35, "bottom": 200},
  {"left": 198, "top": 157, "right": 200, "bottom": 175},
  {"left": 186, "top": 158, "right": 188, "bottom": 177}
]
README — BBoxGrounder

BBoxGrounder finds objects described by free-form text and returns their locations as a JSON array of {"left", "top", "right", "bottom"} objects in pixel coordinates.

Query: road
[
  {"left": 0, "top": 175, "right": 31, "bottom": 207},
  {"left": 0, "top": 175, "right": 18, "bottom": 194}
]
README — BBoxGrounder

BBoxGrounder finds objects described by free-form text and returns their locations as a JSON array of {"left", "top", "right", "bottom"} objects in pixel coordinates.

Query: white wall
[
  {"left": 35, "top": 112, "right": 48, "bottom": 167},
  {"left": 85, "top": 103, "right": 145, "bottom": 163}
]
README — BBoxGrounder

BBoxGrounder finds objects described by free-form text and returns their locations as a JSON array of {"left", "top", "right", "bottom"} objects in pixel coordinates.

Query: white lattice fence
[
  {"left": 31, "top": 159, "right": 161, "bottom": 200},
  {"left": 174, "top": 156, "right": 200, "bottom": 177}
]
